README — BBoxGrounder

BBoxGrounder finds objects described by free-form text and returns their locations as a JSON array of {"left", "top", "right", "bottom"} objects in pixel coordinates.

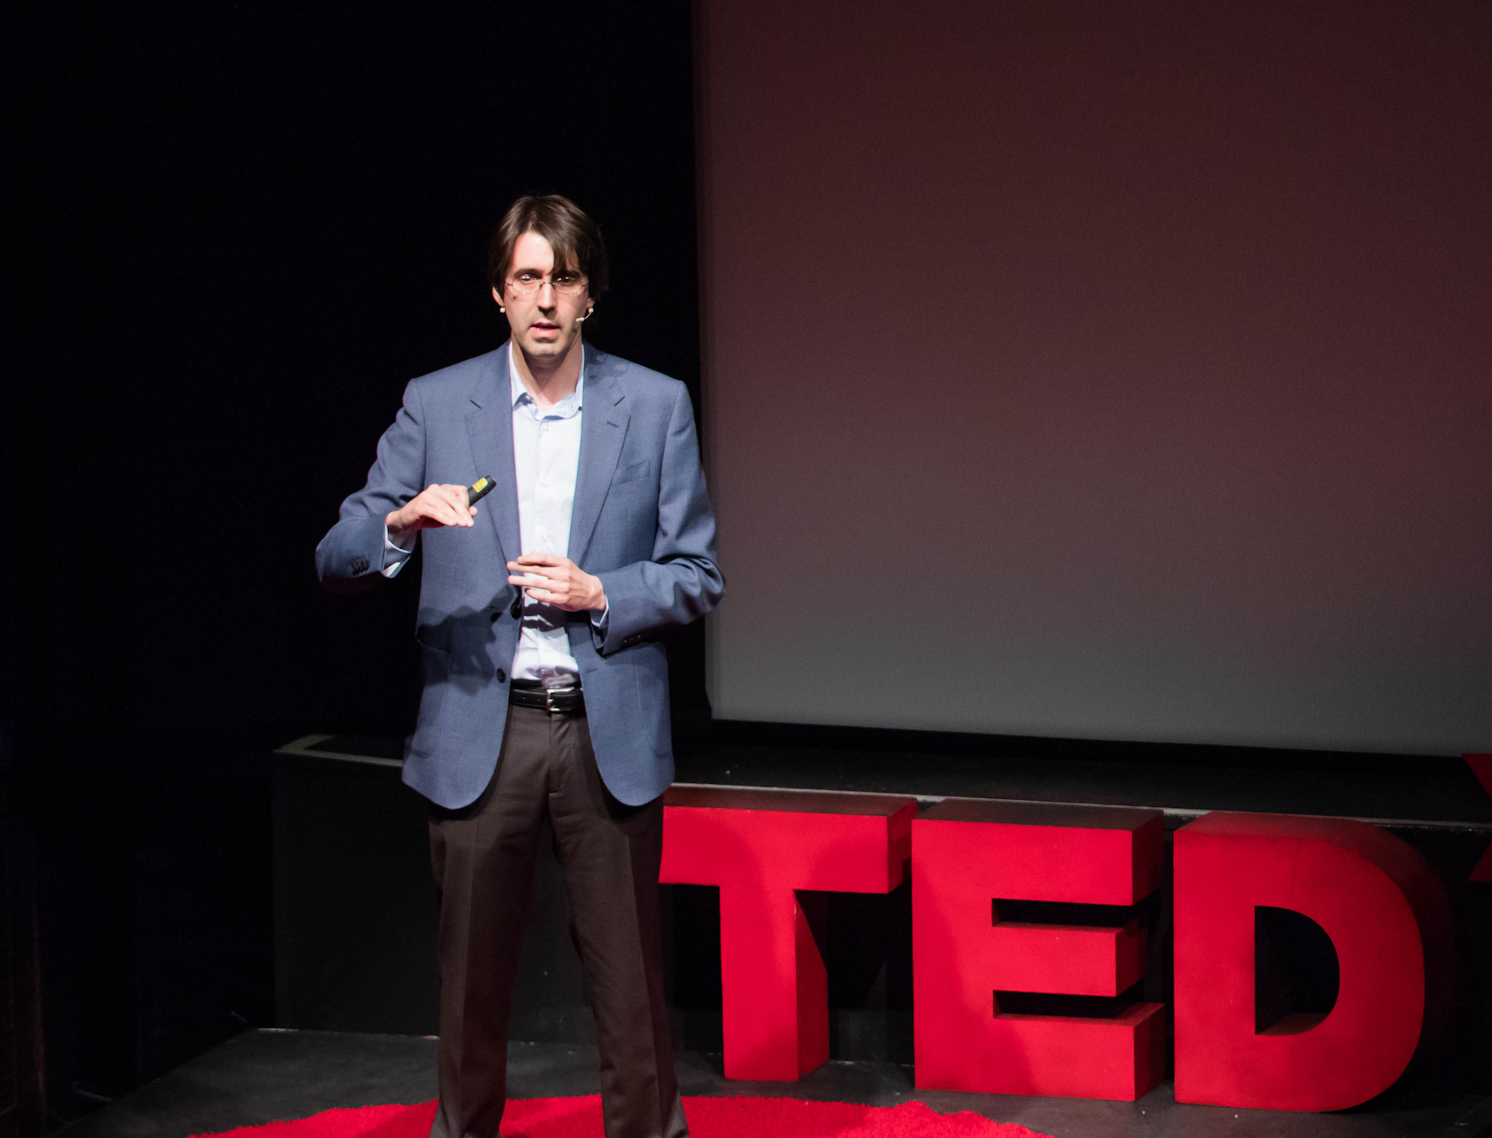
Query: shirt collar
[{"left": 508, "top": 341, "right": 584, "bottom": 419}]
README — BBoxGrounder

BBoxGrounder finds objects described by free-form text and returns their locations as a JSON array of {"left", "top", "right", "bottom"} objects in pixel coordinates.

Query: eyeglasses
[{"left": 506, "top": 270, "right": 588, "bottom": 298}]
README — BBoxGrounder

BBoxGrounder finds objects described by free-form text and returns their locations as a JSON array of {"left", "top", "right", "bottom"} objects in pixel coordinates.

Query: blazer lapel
[
  {"left": 465, "top": 344, "right": 520, "bottom": 565},
  {"left": 568, "top": 345, "right": 629, "bottom": 565}
]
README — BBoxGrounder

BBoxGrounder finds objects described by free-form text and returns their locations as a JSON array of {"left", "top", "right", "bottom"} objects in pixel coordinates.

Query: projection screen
[{"left": 696, "top": 0, "right": 1492, "bottom": 754}]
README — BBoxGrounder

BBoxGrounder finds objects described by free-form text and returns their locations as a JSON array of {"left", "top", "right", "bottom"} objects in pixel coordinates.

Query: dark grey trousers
[{"left": 427, "top": 703, "right": 688, "bottom": 1138}]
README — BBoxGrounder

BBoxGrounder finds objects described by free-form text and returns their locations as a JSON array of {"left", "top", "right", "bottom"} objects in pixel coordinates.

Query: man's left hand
[{"left": 507, "top": 554, "right": 607, "bottom": 612}]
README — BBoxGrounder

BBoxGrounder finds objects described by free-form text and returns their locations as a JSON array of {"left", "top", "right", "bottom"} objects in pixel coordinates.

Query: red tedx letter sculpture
[
  {"left": 914, "top": 800, "right": 1167, "bottom": 1101},
  {"left": 659, "top": 787, "right": 916, "bottom": 1081},
  {"left": 1467, "top": 755, "right": 1492, "bottom": 881},
  {"left": 1174, "top": 813, "right": 1455, "bottom": 1111}
]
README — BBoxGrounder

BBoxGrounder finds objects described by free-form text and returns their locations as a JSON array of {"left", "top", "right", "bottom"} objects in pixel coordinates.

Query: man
[{"left": 316, "top": 194, "right": 722, "bottom": 1138}]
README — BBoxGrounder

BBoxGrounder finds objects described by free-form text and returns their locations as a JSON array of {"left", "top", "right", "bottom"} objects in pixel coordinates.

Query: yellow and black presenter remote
[{"left": 467, "top": 476, "right": 496, "bottom": 506}]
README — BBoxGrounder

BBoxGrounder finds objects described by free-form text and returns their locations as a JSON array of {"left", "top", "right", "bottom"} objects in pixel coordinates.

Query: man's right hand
[{"left": 386, "top": 483, "right": 477, "bottom": 545}]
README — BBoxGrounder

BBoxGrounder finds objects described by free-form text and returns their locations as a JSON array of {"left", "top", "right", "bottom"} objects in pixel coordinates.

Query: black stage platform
[
  {"left": 53, "top": 1029, "right": 1492, "bottom": 1138},
  {"left": 240, "top": 726, "right": 1492, "bottom": 1138},
  {"left": 260, "top": 726, "right": 1492, "bottom": 1136},
  {"left": 298, "top": 722, "right": 1492, "bottom": 831}
]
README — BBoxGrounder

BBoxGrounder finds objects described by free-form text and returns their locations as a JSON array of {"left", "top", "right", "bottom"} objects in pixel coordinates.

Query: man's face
[{"left": 494, "top": 230, "right": 594, "bottom": 362}]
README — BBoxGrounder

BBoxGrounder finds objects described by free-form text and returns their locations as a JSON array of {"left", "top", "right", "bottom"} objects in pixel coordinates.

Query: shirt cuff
[
  {"left": 382, "top": 525, "right": 414, "bottom": 579},
  {"left": 590, "top": 598, "right": 609, "bottom": 635}
]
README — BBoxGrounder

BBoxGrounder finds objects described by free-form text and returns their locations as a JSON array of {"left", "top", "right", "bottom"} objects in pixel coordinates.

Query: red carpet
[{"left": 192, "top": 1095, "right": 1052, "bottom": 1137}]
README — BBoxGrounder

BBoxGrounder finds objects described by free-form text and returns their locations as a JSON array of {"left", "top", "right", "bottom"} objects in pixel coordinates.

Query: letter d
[{"left": 1174, "top": 813, "right": 1454, "bottom": 1111}]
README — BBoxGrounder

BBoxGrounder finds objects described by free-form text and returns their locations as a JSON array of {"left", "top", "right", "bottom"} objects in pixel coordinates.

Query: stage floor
[{"left": 54, "top": 1029, "right": 1491, "bottom": 1138}]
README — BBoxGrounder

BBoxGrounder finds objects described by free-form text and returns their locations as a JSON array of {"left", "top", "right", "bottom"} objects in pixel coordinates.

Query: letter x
[{"left": 1468, "top": 755, "right": 1492, "bottom": 882}]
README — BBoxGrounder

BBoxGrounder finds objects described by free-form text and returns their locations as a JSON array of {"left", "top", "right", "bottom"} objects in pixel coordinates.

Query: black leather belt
[{"left": 509, "top": 680, "right": 585, "bottom": 715}]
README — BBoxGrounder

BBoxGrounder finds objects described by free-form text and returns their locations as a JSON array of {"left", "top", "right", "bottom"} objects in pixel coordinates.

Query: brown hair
[{"left": 487, "top": 194, "right": 609, "bottom": 298}]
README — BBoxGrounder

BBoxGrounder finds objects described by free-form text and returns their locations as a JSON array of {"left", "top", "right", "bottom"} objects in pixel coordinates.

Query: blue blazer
[{"left": 315, "top": 342, "right": 724, "bottom": 809}]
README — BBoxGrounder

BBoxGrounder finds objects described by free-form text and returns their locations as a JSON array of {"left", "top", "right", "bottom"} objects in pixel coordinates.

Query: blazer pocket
[{"left": 613, "top": 460, "right": 652, "bottom": 485}]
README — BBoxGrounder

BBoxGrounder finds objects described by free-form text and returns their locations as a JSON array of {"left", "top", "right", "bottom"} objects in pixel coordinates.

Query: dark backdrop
[{"left": 11, "top": 2, "right": 700, "bottom": 1124}]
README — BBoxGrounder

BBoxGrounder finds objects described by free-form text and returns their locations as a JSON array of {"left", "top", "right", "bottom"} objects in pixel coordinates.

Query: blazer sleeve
[
  {"left": 593, "top": 383, "right": 724, "bottom": 652},
  {"left": 314, "top": 379, "right": 428, "bottom": 591}
]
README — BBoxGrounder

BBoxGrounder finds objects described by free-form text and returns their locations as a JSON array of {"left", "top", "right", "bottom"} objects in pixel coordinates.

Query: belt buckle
[{"left": 544, "top": 686, "right": 576, "bottom": 714}]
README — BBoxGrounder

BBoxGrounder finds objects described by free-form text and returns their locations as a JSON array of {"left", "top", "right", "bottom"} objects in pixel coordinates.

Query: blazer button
[
  {"left": 509, "top": 596, "right": 522, "bottom": 619},
  {"left": 496, "top": 668, "right": 507, "bottom": 684}
]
